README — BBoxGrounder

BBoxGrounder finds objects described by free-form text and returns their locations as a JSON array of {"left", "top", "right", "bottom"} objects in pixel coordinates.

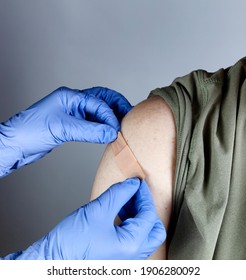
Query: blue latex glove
[
  {"left": 0, "top": 86, "right": 132, "bottom": 177},
  {"left": 1, "top": 178, "right": 166, "bottom": 260}
]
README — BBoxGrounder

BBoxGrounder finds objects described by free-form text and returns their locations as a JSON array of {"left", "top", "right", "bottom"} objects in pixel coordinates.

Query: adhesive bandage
[{"left": 110, "top": 132, "right": 145, "bottom": 179}]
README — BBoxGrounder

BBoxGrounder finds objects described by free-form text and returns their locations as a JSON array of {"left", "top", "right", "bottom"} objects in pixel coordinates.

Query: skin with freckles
[{"left": 90, "top": 96, "right": 176, "bottom": 259}]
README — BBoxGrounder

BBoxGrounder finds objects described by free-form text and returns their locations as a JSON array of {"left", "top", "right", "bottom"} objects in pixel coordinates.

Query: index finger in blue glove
[
  {"left": 134, "top": 180, "right": 156, "bottom": 213},
  {"left": 82, "top": 95, "right": 120, "bottom": 131},
  {"left": 145, "top": 219, "right": 166, "bottom": 254},
  {"left": 54, "top": 87, "right": 86, "bottom": 119},
  {"left": 118, "top": 180, "right": 166, "bottom": 253},
  {"left": 95, "top": 177, "right": 141, "bottom": 222},
  {"left": 118, "top": 180, "right": 152, "bottom": 221},
  {"left": 118, "top": 193, "right": 137, "bottom": 222},
  {"left": 80, "top": 87, "right": 133, "bottom": 122},
  {"left": 60, "top": 115, "right": 118, "bottom": 144}
]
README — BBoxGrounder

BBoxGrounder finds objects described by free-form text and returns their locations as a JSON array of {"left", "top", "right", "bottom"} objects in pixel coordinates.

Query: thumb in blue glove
[
  {"left": 0, "top": 86, "right": 132, "bottom": 177},
  {"left": 2, "top": 178, "right": 166, "bottom": 260}
]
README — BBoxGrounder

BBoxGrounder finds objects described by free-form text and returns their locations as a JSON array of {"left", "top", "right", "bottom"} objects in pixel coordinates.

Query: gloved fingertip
[
  {"left": 126, "top": 104, "right": 134, "bottom": 113},
  {"left": 111, "top": 122, "right": 120, "bottom": 132},
  {"left": 139, "top": 179, "right": 149, "bottom": 189},
  {"left": 104, "top": 117, "right": 120, "bottom": 133},
  {"left": 102, "top": 127, "right": 118, "bottom": 144},
  {"left": 116, "top": 124, "right": 121, "bottom": 132},
  {"left": 125, "top": 177, "right": 141, "bottom": 186},
  {"left": 109, "top": 128, "right": 118, "bottom": 142},
  {"left": 154, "top": 220, "right": 167, "bottom": 244}
]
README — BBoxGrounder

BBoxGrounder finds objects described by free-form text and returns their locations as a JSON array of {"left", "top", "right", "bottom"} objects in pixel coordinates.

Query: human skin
[{"left": 90, "top": 96, "right": 176, "bottom": 259}]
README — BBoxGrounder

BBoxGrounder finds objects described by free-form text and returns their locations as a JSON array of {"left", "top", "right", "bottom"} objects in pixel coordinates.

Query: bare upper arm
[{"left": 90, "top": 95, "right": 176, "bottom": 259}]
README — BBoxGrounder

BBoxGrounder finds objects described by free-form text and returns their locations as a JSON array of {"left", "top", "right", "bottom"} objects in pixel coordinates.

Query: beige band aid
[{"left": 110, "top": 132, "right": 145, "bottom": 180}]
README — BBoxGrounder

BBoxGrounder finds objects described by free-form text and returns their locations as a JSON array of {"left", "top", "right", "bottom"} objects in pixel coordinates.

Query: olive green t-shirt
[{"left": 149, "top": 57, "right": 246, "bottom": 259}]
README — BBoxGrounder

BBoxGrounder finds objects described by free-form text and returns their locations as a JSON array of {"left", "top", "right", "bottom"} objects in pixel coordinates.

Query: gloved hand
[
  {"left": 0, "top": 86, "right": 132, "bottom": 177},
  {"left": 2, "top": 178, "right": 166, "bottom": 260}
]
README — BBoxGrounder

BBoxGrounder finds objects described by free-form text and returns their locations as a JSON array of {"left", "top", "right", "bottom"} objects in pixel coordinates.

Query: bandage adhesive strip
[{"left": 110, "top": 132, "right": 145, "bottom": 180}]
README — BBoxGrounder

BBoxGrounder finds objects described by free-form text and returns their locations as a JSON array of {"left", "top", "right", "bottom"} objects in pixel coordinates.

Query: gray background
[{"left": 0, "top": 0, "right": 245, "bottom": 257}]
